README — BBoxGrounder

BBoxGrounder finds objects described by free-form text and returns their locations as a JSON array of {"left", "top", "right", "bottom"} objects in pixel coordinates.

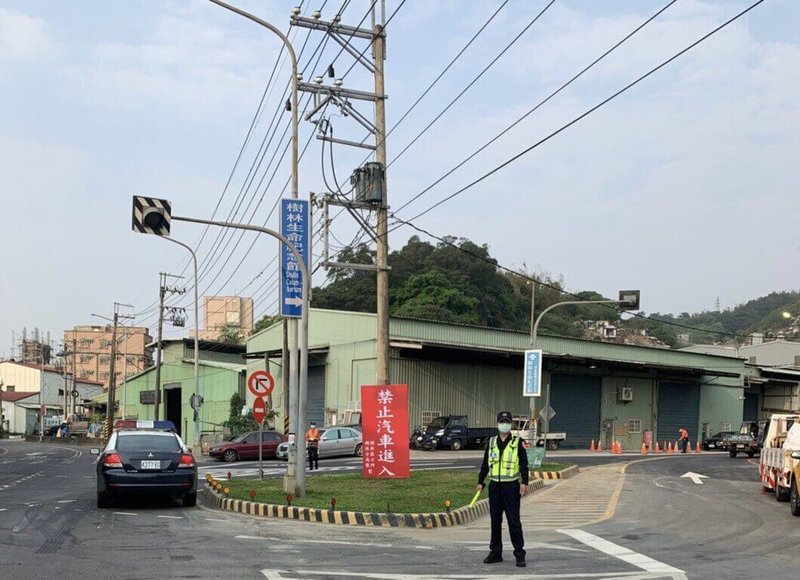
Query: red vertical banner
[{"left": 361, "top": 384, "right": 410, "bottom": 479}]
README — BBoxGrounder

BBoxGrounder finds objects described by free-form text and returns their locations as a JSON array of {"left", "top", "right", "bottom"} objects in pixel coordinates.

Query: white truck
[
  {"left": 511, "top": 416, "right": 567, "bottom": 450},
  {"left": 759, "top": 413, "right": 800, "bottom": 504}
]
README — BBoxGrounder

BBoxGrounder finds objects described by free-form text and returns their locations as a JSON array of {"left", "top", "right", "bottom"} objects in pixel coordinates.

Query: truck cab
[
  {"left": 759, "top": 413, "right": 800, "bottom": 501},
  {"left": 422, "top": 416, "right": 495, "bottom": 451}
]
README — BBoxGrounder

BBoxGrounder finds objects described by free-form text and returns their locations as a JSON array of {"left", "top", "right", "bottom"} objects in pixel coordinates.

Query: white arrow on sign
[
  {"left": 681, "top": 472, "right": 708, "bottom": 485},
  {"left": 284, "top": 297, "right": 303, "bottom": 306}
]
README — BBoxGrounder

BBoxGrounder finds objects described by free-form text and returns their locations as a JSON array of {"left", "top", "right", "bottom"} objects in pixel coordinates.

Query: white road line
[
  {"left": 205, "top": 518, "right": 227, "bottom": 522},
  {"left": 236, "top": 535, "right": 284, "bottom": 541},
  {"left": 298, "top": 539, "right": 393, "bottom": 548},
  {"left": 57, "top": 500, "right": 77, "bottom": 504},
  {"left": 112, "top": 512, "right": 138, "bottom": 516},
  {"left": 558, "top": 529, "right": 686, "bottom": 578},
  {"left": 261, "top": 569, "right": 653, "bottom": 579},
  {"left": 0, "top": 508, "right": 7, "bottom": 512},
  {"left": 157, "top": 515, "right": 184, "bottom": 519}
]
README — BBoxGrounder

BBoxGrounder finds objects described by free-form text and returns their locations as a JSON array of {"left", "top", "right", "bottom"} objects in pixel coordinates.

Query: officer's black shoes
[
  {"left": 483, "top": 553, "right": 503, "bottom": 564},
  {"left": 516, "top": 558, "right": 526, "bottom": 568}
]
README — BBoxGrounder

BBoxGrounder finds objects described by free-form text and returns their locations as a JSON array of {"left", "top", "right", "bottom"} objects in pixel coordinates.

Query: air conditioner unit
[{"left": 617, "top": 387, "right": 633, "bottom": 402}]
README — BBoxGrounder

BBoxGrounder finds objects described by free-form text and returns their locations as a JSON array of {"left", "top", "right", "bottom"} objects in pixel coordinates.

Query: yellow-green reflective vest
[{"left": 488, "top": 435, "right": 520, "bottom": 482}]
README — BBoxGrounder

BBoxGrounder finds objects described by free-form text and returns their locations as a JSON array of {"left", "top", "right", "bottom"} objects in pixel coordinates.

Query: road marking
[
  {"left": 57, "top": 500, "right": 77, "bottom": 504},
  {"left": 681, "top": 472, "right": 708, "bottom": 485},
  {"left": 261, "top": 570, "right": 654, "bottom": 579},
  {"left": 205, "top": 518, "right": 227, "bottom": 522},
  {"left": 157, "top": 515, "right": 184, "bottom": 519},
  {"left": 466, "top": 541, "right": 588, "bottom": 553},
  {"left": 112, "top": 512, "right": 138, "bottom": 516},
  {"left": 558, "top": 529, "right": 686, "bottom": 578},
  {"left": 236, "top": 535, "right": 284, "bottom": 541},
  {"left": 0, "top": 508, "right": 6, "bottom": 512},
  {"left": 298, "top": 539, "right": 393, "bottom": 548}
]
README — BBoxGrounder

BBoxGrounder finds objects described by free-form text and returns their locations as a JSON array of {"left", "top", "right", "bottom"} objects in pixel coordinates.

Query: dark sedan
[
  {"left": 92, "top": 429, "right": 197, "bottom": 508},
  {"left": 209, "top": 430, "right": 287, "bottom": 462},
  {"left": 702, "top": 431, "right": 736, "bottom": 451}
]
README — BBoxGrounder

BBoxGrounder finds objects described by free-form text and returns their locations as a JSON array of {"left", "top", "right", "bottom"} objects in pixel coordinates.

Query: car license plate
[
  {"left": 141, "top": 460, "right": 160, "bottom": 470},
  {"left": 737, "top": 444, "right": 745, "bottom": 449},
  {"left": 708, "top": 443, "right": 715, "bottom": 448}
]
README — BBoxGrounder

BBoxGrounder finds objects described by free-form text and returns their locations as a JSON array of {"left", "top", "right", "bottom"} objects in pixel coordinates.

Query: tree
[
  {"left": 216, "top": 324, "right": 244, "bottom": 345},
  {"left": 251, "top": 314, "right": 282, "bottom": 336},
  {"left": 392, "top": 271, "right": 480, "bottom": 324},
  {"left": 222, "top": 393, "right": 278, "bottom": 439}
]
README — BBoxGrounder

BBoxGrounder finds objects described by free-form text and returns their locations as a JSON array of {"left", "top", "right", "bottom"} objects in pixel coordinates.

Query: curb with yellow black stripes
[
  {"left": 201, "top": 478, "right": 545, "bottom": 528},
  {"left": 529, "top": 464, "right": 579, "bottom": 480}
]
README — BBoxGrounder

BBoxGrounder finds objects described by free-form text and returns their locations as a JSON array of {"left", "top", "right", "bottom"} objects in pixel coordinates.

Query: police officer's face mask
[{"left": 497, "top": 422, "right": 512, "bottom": 433}]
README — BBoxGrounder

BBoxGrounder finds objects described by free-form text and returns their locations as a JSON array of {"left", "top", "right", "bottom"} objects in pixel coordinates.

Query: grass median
[{"left": 218, "top": 462, "right": 572, "bottom": 513}]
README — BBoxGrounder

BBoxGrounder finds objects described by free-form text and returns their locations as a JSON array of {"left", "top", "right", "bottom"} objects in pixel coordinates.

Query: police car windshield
[{"left": 116, "top": 433, "right": 181, "bottom": 452}]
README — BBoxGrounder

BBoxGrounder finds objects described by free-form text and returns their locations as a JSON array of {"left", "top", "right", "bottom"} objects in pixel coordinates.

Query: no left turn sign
[{"left": 247, "top": 370, "right": 275, "bottom": 398}]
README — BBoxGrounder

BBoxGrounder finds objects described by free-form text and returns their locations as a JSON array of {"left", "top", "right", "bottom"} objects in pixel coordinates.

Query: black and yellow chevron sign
[{"left": 131, "top": 195, "right": 172, "bottom": 236}]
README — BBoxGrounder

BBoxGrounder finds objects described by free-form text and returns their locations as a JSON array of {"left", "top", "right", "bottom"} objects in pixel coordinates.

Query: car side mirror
[
  {"left": 791, "top": 451, "right": 800, "bottom": 460},
  {"left": 89, "top": 448, "right": 100, "bottom": 456}
]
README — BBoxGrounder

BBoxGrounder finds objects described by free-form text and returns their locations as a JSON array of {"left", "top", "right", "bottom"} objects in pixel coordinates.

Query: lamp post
[
  {"left": 532, "top": 290, "right": 640, "bottom": 462},
  {"left": 207, "top": 0, "right": 303, "bottom": 490}
]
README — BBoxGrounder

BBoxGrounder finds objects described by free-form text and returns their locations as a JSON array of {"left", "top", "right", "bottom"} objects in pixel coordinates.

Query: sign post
[{"left": 253, "top": 396, "right": 268, "bottom": 480}]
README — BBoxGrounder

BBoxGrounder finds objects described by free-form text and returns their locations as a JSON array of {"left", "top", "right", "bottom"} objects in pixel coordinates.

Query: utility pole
[
  {"left": 294, "top": 2, "right": 390, "bottom": 383},
  {"left": 97, "top": 302, "right": 134, "bottom": 439},
  {"left": 71, "top": 337, "right": 77, "bottom": 416},
  {"left": 153, "top": 272, "right": 185, "bottom": 420},
  {"left": 528, "top": 280, "right": 537, "bottom": 429}
]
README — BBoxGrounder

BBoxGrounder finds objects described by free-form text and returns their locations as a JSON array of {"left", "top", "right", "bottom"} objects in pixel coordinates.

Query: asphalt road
[{"left": 1, "top": 440, "right": 797, "bottom": 579}]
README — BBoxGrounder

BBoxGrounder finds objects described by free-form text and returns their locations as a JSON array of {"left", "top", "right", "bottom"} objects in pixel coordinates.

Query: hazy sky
[{"left": 1, "top": 0, "right": 798, "bottom": 356}]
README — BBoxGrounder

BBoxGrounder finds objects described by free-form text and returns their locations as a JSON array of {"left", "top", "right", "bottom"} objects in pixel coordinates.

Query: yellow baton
[{"left": 468, "top": 489, "right": 483, "bottom": 507}]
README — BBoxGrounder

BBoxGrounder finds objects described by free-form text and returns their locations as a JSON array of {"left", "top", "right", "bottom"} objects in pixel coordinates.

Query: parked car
[
  {"left": 209, "top": 430, "right": 287, "bottom": 462},
  {"left": 91, "top": 420, "right": 197, "bottom": 509},
  {"left": 276, "top": 427, "right": 362, "bottom": 460},
  {"left": 702, "top": 431, "right": 736, "bottom": 451}
]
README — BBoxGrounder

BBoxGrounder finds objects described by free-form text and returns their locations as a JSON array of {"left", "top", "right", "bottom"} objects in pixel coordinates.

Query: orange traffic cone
[
  {"left": 641, "top": 442, "right": 647, "bottom": 455},
  {"left": 667, "top": 442, "right": 673, "bottom": 454},
  {"left": 696, "top": 441, "right": 701, "bottom": 453},
  {"left": 655, "top": 442, "right": 661, "bottom": 453},
  {"left": 590, "top": 439, "right": 595, "bottom": 452},
  {"left": 597, "top": 440, "right": 603, "bottom": 452}
]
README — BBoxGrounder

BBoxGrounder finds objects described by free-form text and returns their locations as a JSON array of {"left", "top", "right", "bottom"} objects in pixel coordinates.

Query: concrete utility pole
[
  {"left": 373, "top": 17, "right": 390, "bottom": 386},
  {"left": 95, "top": 302, "right": 134, "bottom": 439},
  {"left": 154, "top": 273, "right": 166, "bottom": 421}
]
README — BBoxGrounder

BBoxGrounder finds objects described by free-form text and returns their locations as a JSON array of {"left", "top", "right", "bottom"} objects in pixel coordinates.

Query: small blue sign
[
  {"left": 280, "top": 198, "right": 310, "bottom": 318},
  {"left": 523, "top": 349, "right": 542, "bottom": 397}
]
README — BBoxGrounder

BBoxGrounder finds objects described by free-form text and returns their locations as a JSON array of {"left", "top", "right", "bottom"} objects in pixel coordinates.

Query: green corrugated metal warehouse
[
  {"left": 247, "top": 309, "right": 773, "bottom": 450},
  {"left": 112, "top": 339, "right": 246, "bottom": 445}
]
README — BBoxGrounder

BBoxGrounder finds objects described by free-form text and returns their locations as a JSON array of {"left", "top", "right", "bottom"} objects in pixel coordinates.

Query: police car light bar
[{"left": 114, "top": 420, "right": 177, "bottom": 431}]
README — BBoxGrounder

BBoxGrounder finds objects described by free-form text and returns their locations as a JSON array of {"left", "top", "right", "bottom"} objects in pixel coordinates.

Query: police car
[{"left": 91, "top": 420, "right": 198, "bottom": 509}]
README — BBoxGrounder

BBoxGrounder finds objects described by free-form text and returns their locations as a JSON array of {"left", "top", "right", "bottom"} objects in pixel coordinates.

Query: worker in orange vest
[
  {"left": 306, "top": 422, "right": 320, "bottom": 470},
  {"left": 678, "top": 427, "right": 689, "bottom": 454}
]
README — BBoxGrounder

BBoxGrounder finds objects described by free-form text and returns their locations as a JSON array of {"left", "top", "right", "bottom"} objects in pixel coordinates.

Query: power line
[
  {"left": 386, "top": 0, "right": 556, "bottom": 169},
  {"left": 397, "top": 0, "right": 766, "bottom": 225},
  {"left": 393, "top": 0, "right": 678, "bottom": 216}
]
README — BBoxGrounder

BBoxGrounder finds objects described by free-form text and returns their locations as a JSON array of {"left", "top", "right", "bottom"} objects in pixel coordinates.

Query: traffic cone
[
  {"left": 590, "top": 439, "right": 595, "bottom": 452},
  {"left": 641, "top": 442, "right": 647, "bottom": 455},
  {"left": 696, "top": 441, "right": 701, "bottom": 453},
  {"left": 597, "top": 440, "right": 603, "bottom": 452},
  {"left": 655, "top": 442, "right": 661, "bottom": 453},
  {"left": 667, "top": 442, "right": 673, "bottom": 454}
]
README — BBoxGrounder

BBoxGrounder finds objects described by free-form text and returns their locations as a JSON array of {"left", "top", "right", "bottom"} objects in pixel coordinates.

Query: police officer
[
  {"left": 306, "top": 422, "right": 320, "bottom": 470},
  {"left": 477, "top": 411, "right": 529, "bottom": 567}
]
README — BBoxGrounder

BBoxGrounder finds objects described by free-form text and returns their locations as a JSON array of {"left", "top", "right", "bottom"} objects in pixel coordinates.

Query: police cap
[{"left": 497, "top": 411, "right": 512, "bottom": 423}]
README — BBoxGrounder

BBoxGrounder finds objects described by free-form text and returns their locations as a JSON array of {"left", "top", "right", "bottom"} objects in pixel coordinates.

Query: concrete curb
[
  {"left": 202, "top": 478, "right": 545, "bottom": 528},
  {"left": 529, "top": 464, "right": 579, "bottom": 480}
]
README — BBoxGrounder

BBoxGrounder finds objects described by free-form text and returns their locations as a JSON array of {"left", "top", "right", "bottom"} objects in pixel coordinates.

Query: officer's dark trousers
[
  {"left": 489, "top": 481, "right": 525, "bottom": 559},
  {"left": 681, "top": 439, "right": 688, "bottom": 453},
  {"left": 308, "top": 446, "right": 319, "bottom": 470}
]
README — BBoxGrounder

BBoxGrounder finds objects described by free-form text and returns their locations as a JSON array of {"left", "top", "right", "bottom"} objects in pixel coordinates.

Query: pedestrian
[
  {"left": 477, "top": 411, "right": 529, "bottom": 568},
  {"left": 678, "top": 427, "right": 689, "bottom": 453},
  {"left": 306, "top": 421, "right": 320, "bottom": 470}
]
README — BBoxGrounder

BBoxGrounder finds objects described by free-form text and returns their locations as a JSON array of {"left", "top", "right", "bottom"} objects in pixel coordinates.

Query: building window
[
  {"left": 421, "top": 410, "right": 441, "bottom": 427},
  {"left": 125, "top": 355, "right": 136, "bottom": 365},
  {"left": 6, "top": 385, "right": 14, "bottom": 392},
  {"left": 99, "top": 372, "right": 110, "bottom": 380},
  {"left": 80, "top": 355, "right": 92, "bottom": 363},
  {"left": 80, "top": 339, "right": 93, "bottom": 348},
  {"left": 80, "top": 371, "right": 89, "bottom": 379},
  {"left": 98, "top": 355, "right": 110, "bottom": 364},
  {"left": 58, "top": 389, "right": 64, "bottom": 396},
  {"left": 720, "top": 422, "right": 732, "bottom": 432},
  {"left": 627, "top": 418, "right": 642, "bottom": 433}
]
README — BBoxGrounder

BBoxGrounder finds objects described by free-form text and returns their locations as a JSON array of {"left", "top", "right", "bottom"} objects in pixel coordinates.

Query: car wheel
[
  {"left": 729, "top": 450, "right": 737, "bottom": 458},
  {"left": 354, "top": 443, "right": 363, "bottom": 457},
  {"left": 776, "top": 484, "right": 790, "bottom": 502},
  {"left": 791, "top": 479, "right": 800, "bottom": 517},
  {"left": 747, "top": 451, "right": 755, "bottom": 458},
  {"left": 223, "top": 449, "right": 238, "bottom": 462},
  {"left": 547, "top": 440, "right": 560, "bottom": 451},
  {"left": 97, "top": 491, "right": 112, "bottom": 509},
  {"left": 451, "top": 439, "right": 463, "bottom": 451},
  {"left": 183, "top": 492, "right": 197, "bottom": 507}
]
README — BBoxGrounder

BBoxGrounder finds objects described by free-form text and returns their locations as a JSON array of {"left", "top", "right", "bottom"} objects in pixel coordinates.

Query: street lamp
[
  {"left": 782, "top": 311, "right": 792, "bottom": 319},
  {"left": 531, "top": 290, "right": 640, "bottom": 461}
]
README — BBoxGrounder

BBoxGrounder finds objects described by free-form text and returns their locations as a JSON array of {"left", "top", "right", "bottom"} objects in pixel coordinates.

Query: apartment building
[
  {"left": 196, "top": 296, "right": 254, "bottom": 341},
  {"left": 63, "top": 325, "right": 153, "bottom": 389}
]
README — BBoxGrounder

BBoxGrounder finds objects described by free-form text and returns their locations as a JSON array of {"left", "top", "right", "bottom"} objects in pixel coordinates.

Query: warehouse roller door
[
  {"left": 657, "top": 381, "right": 700, "bottom": 443},
  {"left": 308, "top": 366, "right": 326, "bottom": 428},
  {"left": 550, "top": 373, "right": 602, "bottom": 450},
  {"left": 743, "top": 392, "right": 759, "bottom": 422}
]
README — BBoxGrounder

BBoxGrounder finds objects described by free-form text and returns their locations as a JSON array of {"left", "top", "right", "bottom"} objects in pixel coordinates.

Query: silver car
[{"left": 276, "top": 427, "right": 363, "bottom": 460}]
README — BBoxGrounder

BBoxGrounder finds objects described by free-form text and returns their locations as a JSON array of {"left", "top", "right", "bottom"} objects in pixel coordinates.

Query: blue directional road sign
[
  {"left": 523, "top": 349, "right": 542, "bottom": 397},
  {"left": 280, "top": 198, "right": 310, "bottom": 318}
]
